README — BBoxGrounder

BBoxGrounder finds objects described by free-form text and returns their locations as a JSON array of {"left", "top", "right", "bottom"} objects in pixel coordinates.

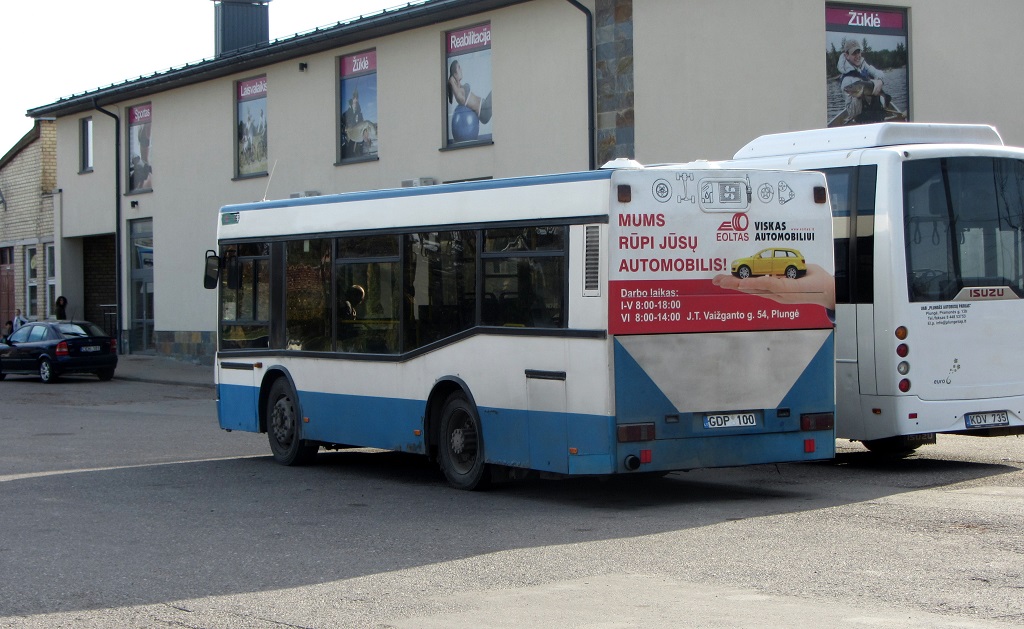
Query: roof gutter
[
  {"left": 563, "top": 0, "right": 595, "bottom": 170},
  {"left": 93, "top": 101, "right": 124, "bottom": 354}
]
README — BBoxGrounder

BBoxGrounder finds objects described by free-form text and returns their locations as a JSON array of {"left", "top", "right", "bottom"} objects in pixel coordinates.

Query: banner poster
[
  {"left": 237, "top": 76, "right": 268, "bottom": 176},
  {"left": 826, "top": 4, "right": 909, "bottom": 127},
  {"left": 127, "top": 103, "right": 152, "bottom": 192},
  {"left": 445, "top": 23, "right": 492, "bottom": 146},
  {"left": 608, "top": 170, "right": 836, "bottom": 335},
  {"left": 340, "top": 49, "right": 378, "bottom": 161}
]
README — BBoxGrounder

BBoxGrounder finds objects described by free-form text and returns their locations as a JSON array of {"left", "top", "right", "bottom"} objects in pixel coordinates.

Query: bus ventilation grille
[{"left": 584, "top": 225, "right": 601, "bottom": 296}]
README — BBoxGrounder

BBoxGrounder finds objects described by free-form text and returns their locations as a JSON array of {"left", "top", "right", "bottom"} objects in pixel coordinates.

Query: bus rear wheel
[
  {"left": 861, "top": 436, "right": 921, "bottom": 459},
  {"left": 266, "top": 379, "right": 318, "bottom": 466},
  {"left": 438, "top": 391, "right": 490, "bottom": 490}
]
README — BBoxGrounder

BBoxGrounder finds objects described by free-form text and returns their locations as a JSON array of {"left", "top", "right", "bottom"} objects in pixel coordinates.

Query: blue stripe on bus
[{"left": 221, "top": 169, "right": 614, "bottom": 213}]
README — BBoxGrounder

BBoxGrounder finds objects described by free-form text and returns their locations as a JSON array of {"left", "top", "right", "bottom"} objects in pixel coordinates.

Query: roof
[
  {"left": 27, "top": 0, "right": 528, "bottom": 119},
  {"left": 733, "top": 123, "right": 1004, "bottom": 159},
  {"left": 0, "top": 120, "right": 44, "bottom": 171}
]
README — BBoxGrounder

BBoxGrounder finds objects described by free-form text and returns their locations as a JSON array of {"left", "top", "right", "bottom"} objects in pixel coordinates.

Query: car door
[
  {"left": 2, "top": 325, "right": 34, "bottom": 371},
  {"left": 751, "top": 250, "right": 772, "bottom": 276}
]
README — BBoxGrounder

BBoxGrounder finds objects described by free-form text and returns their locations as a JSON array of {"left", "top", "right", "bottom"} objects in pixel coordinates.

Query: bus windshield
[{"left": 903, "top": 157, "right": 1024, "bottom": 301}]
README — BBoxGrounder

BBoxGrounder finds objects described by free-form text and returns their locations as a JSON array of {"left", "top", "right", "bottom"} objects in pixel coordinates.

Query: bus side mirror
[{"left": 203, "top": 250, "right": 220, "bottom": 290}]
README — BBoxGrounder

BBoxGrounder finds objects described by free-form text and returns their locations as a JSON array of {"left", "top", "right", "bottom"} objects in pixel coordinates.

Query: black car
[{"left": 0, "top": 321, "right": 118, "bottom": 383}]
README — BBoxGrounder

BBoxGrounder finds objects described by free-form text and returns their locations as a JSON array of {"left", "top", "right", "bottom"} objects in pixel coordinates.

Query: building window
[
  {"left": 25, "top": 246, "right": 38, "bottom": 318},
  {"left": 46, "top": 244, "right": 56, "bottom": 319},
  {"left": 236, "top": 75, "right": 268, "bottom": 177},
  {"left": 339, "top": 49, "right": 378, "bottom": 163},
  {"left": 80, "top": 117, "right": 94, "bottom": 173},
  {"left": 127, "top": 103, "right": 153, "bottom": 192},
  {"left": 826, "top": 4, "right": 909, "bottom": 127},
  {"left": 445, "top": 22, "right": 493, "bottom": 147}
]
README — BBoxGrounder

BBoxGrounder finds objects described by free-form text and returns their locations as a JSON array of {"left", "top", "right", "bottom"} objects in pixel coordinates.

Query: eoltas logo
[{"left": 717, "top": 213, "right": 749, "bottom": 241}]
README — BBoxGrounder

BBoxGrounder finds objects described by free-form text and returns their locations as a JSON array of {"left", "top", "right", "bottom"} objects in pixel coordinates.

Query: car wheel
[
  {"left": 737, "top": 265, "right": 752, "bottom": 279},
  {"left": 438, "top": 391, "right": 490, "bottom": 490},
  {"left": 96, "top": 368, "right": 115, "bottom": 381},
  {"left": 266, "top": 378, "right": 318, "bottom": 466},
  {"left": 39, "top": 358, "right": 58, "bottom": 384},
  {"left": 785, "top": 265, "right": 799, "bottom": 279}
]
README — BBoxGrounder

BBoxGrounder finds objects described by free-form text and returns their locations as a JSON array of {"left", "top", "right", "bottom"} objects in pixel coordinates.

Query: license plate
[
  {"left": 705, "top": 412, "right": 758, "bottom": 429},
  {"left": 80, "top": 345, "right": 100, "bottom": 353},
  {"left": 964, "top": 411, "right": 1009, "bottom": 428}
]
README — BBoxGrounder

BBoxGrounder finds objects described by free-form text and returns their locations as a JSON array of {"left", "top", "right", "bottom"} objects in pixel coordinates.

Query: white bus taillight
[{"left": 895, "top": 326, "right": 910, "bottom": 391}]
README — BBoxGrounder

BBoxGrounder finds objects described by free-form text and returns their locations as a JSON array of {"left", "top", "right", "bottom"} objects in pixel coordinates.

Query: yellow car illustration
[{"left": 731, "top": 248, "right": 807, "bottom": 279}]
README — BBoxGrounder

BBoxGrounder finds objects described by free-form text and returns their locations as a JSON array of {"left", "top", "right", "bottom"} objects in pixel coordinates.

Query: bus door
[{"left": 821, "top": 162, "right": 878, "bottom": 436}]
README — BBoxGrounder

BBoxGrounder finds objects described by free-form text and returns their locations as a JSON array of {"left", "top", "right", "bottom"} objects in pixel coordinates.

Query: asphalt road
[{"left": 1, "top": 375, "right": 1022, "bottom": 628}]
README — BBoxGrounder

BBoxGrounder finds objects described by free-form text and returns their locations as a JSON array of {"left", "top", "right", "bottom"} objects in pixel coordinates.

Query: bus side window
[{"left": 481, "top": 226, "right": 566, "bottom": 328}]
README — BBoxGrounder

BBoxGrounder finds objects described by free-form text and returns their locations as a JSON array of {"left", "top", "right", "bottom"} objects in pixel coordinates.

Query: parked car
[
  {"left": 0, "top": 321, "right": 118, "bottom": 383},
  {"left": 730, "top": 247, "right": 807, "bottom": 279}
]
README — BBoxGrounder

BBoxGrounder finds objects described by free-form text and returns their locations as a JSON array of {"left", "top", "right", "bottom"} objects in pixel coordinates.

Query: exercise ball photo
[{"left": 450, "top": 105, "right": 480, "bottom": 142}]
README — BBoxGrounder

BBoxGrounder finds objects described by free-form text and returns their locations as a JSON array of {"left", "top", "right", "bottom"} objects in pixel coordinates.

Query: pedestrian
[
  {"left": 12, "top": 309, "right": 28, "bottom": 331},
  {"left": 3, "top": 320, "right": 11, "bottom": 340},
  {"left": 55, "top": 296, "right": 68, "bottom": 320}
]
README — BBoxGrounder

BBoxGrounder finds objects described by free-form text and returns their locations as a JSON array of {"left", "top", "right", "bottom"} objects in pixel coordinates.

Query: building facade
[
  {"left": 24, "top": 0, "right": 1024, "bottom": 361},
  {"left": 0, "top": 120, "right": 59, "bottom": 328}
]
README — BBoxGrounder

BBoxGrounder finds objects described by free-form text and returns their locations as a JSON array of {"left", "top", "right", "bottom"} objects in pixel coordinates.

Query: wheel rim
[
  {"left": 739, "top": 267, "right": 750, "bottom": 279},
  {"left": 447, "top": 409, "right": 479, "bottom": 475},
  {"left": 40, "top": 361, "right": 51, "bottom": 381},
  {"left": 270, "top": 394, "right": 297, "bottom": 449},
  {"left": 786, "top": 267, "right": 798, "bottom": 279}
]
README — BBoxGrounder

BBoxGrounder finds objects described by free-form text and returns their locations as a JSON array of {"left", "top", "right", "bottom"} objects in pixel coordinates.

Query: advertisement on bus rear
[{"left": 609, "top": 169, "right": 835, "bottom": 335}]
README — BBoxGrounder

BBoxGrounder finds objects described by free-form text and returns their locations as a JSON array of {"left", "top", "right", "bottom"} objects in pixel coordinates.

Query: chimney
[{"left": 214, "top": 0, "right": 272, "bottom": 57}]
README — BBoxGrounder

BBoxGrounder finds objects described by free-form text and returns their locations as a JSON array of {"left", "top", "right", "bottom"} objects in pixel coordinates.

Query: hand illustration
[{"left": 712, "top": 264, "right": 836, "bottom": 310}]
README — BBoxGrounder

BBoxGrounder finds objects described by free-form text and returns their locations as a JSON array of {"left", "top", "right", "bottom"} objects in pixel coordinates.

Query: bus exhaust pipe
[{"left": 624, "top": 455, "right": 641, "bottom": 471}]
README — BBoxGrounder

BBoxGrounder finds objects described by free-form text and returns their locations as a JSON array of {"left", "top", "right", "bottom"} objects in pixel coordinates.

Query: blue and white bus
[
  {"left": 204, "top": 162, "right": 836, "bottom": 489},
  {"left": 730, "top": 123, "right": 1024, "bottom": 456}
]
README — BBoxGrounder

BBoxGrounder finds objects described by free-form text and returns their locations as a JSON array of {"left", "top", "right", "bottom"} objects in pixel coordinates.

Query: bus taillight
[
  {"left": 800, "top": 413, "right": 834, "bottom": 431},
  {"left": 899, "top": 379, "right": 912, "bottom": 393},
  {"left": 617, "top": 423, "right": 655, "bottom": 442},
  {"left": 895, "top": 326, "right": 908, "bottom": 340}
]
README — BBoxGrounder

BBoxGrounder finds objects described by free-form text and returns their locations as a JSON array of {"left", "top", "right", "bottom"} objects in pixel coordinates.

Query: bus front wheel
[
  {"left": 438, "top": 392, "right": 490, "bottom": 490},
  {"left": 266, "top": 379, "right": 318, "bottom": 466}
]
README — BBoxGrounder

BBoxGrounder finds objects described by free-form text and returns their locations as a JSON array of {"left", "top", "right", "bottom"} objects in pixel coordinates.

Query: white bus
[
  {"left": 730, "top": 123, "right": 1024, "bottom": 456},
  {"left": 204, "top": 163, "right": 837, "bottom": 489}
]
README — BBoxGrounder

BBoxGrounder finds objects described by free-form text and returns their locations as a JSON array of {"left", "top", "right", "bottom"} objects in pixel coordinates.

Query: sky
[{"left": 0, "top": 0, "right": 411, "bottom": 153}]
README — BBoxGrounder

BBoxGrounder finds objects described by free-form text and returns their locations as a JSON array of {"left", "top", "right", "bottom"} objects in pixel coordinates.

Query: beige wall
[
  {"left": 48, "top": 0, "right": 1024, "bottom": 345},
  {"left": 634, "top": 0, "right": 1024, "bottom": 164},
  {"left": 53, "top": 0, "right": 593, "bottom": 336}
]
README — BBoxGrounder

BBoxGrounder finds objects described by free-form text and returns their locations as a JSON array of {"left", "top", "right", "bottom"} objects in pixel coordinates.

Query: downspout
[
  {"left": 564, "top": 0, "right": 596, "bottom": 170},
  {"left": 93, "top": 101, "right": 124, "bottom": 354}
]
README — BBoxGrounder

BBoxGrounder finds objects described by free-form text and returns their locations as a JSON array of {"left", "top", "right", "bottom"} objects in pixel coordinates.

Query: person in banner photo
[
  {"left": 447, "top": 60, "right": 492, "bottom": 125},
  {"left": 837, "top": 38, "right": 891, "bottom": 124},
  {"left": 447, "top": 59, "right": 492, "bottom": 143}
]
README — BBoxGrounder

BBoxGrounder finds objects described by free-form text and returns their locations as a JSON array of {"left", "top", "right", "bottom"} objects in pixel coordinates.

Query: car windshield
[{"left": 58, "top": 322, "right": 107, "bottom": 338}]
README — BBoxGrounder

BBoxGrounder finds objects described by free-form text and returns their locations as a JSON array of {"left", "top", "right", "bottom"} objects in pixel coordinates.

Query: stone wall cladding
[{"left": 595, "top": 0, "right": 633, "bottom": 165}]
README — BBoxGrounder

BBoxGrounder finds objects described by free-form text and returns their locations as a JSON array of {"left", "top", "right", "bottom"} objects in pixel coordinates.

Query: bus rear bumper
[
  {"left": 565, "top": 431, "right": 836, "bottom": 475},
  {"left": 850, "top": 395, "right": 1024, "bottom": 441}
]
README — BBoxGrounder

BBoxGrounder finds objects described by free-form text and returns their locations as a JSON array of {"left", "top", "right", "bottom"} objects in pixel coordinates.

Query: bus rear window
[{"left": 903, "top": 157, "right": 1024, "bottom": 301}]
